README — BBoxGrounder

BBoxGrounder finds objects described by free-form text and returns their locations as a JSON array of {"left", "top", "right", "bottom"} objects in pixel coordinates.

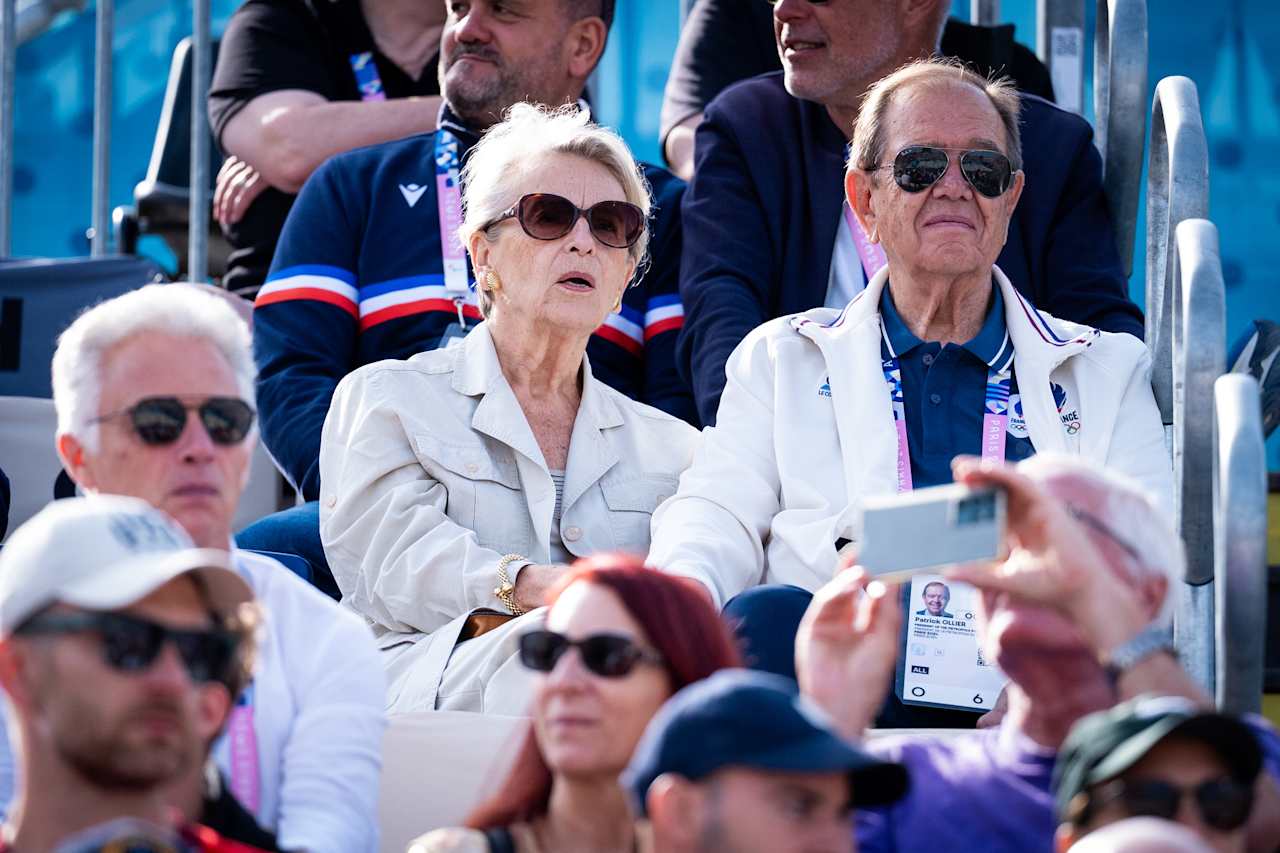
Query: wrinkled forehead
[{"left": 884, "top": 78, "right": 1009, "bottom": 154}]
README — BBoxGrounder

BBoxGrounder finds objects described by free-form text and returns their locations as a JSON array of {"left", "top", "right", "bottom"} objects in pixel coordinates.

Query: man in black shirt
[
  {"left": 659, "top": 0, "right": 1053, "bottom": 180},
  {"left": 208, "top": 0, "right": 446, "bottom": 296}
]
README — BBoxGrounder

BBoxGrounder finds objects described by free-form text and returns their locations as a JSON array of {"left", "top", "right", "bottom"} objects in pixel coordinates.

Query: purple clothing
[
  {"left": 856, "top": 724, "right": 1057, "bottom": 853},
  {"left": 855, "top": 715, "right": 1280, "bottom": 853}
]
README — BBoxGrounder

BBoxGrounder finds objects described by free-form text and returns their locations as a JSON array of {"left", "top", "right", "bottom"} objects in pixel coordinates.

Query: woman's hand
[{"left": 513, "top": 563, "right": 571, "bottom": 612}]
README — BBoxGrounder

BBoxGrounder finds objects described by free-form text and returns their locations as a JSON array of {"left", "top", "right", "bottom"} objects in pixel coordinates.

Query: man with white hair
[
  {"left": 0, "top": 284, "right": 388, "bottom": 852},
  {"left": 793, "top": 455, "right": 1280, "bottom": 852}
]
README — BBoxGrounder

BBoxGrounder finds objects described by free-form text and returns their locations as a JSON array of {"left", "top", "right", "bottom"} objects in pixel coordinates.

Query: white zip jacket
[{"left": 649, "top": 266, "right": 1173, "bottom": 607}]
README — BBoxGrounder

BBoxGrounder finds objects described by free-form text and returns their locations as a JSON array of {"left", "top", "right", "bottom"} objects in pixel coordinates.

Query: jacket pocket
[
  {"left": 600, "top": 475, "right": 679, "bottom": 554},
  {"left": 412, "top": 432, "right": 524, "bottom": 538}
]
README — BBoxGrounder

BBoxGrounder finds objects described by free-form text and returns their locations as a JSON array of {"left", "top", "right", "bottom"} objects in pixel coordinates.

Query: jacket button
[
  {"left": 465, "top": 462, "right": 479, "bottom": 475},
  {"left": 564, "top": 526, "right": 583, "bottom": 542},
  {"left": 929, "top": 393, "right": 942, "bottom": 405},
  {"left": 325, "top": 495, "right": 337, "bottom": 508}
]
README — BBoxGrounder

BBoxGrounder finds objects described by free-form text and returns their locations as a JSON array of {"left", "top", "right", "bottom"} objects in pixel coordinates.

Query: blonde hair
[
  {"left": 850, "top": 57, "right": 1023, "bottom": 178},
  {"left": 458, "top": 102, "right": 652, "bottom": 317}
]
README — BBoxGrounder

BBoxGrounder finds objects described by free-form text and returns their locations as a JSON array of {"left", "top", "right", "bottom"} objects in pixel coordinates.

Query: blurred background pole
[
  {"left": 90, "top": 0, "right": 112, "bottom": 255},
  {"left": 188, "top": 0, "right": 211, "bottom": 282},
  {"left": 971, "top": 0, "right": 1001, "bottom": 26},
  {"left": 0, "top": 0, "right": 15, "bottom": 256}
]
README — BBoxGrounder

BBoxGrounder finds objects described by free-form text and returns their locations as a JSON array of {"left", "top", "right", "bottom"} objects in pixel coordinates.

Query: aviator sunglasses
[
  {"left": 17, "top": 611, "right": 240, "bottom": 685},
  {"left": 91, "top": 396, "right": 256, "bottom": 447},
  {"left": 518, "top": 629, "right": 664, "bottom": 678},
  {"left": 1087, "top": 777, "right": 1255, "bottom": 832},
  {"left": 875, "top": 145, "right": 1015, "bottom": 199},
  {"left": 486, "top": 193, "right": 646, "bottom": 249}
]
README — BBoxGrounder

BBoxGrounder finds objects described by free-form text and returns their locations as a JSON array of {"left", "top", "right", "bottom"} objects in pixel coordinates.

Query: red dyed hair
[{"left": 464, "top": 553, "right": 740, "bottom": 829}]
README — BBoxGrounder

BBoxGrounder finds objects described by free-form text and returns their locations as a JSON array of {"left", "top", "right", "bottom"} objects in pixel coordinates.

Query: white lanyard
[{"left": 434, "top": 127, "right": 471, "bottom": 298}]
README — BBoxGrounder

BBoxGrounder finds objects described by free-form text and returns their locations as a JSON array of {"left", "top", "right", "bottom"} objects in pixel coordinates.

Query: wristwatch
[
  {"left": 494, "top": 553, "right": 527, "bottom": 617},
  {"left": 1103, "top": 624, "right": 1177, "bottom": 686}
]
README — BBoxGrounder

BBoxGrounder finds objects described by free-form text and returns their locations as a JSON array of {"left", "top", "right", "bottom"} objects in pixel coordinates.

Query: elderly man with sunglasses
[
  {"left": 0, "top": 496, "right": 268, "bottom": 851},
  {"left": 678, "top": 0, "right": 1144, "bottom": 430},
  {"left": 0, "top": 285, "right": 387, "bottom": 853},
  {"left": 649, "top": 58, "right": 1171, "bottom": 728}
]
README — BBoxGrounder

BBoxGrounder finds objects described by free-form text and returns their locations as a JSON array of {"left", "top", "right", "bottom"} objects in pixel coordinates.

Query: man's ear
[
  {"left": 847, "top": 169, "right": 880, "bottom": 244},
  {"left": 648, "top": 774, "right": 705, "bottom": 847},
  {"left": 1138, "top": 573, "right": 1169, "bottom": 624},
  {"left": 565, "top": 17, "right": 607, "bottom": 82},
  {"left": 1053, "top": 823, "right": 1077, "bottom": 853},
  {"left": 56, "top": 432, "right": 94, "bottom": 493},
  {"left": 196, "top": 682, "right": 233, "bottom": 744},
  {"left": 0, "top": 640, "right": 39, "bottom": 713}
]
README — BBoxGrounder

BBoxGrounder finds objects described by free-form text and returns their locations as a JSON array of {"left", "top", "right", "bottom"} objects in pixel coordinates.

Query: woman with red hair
[{"left": 411, "top": 553, "right": 740, "bottom": 853}]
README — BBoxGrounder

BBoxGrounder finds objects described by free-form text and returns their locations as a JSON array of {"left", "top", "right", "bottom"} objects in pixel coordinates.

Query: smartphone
[{"left": 850, "top": 483, "right": 1006, "bottom": 582}]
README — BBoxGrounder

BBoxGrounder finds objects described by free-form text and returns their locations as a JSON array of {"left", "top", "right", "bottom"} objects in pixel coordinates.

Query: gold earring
[
  {"left": 612, "top": 293, "right": 623, "bottom": 313},
  {"left": 484, "top": 269, "right": 502, "bottom": 292}
]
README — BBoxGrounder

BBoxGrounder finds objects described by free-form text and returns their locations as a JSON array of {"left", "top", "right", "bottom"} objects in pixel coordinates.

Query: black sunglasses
[
  {"left": 874, "top": 146, "right": 1014, "bottom": 199},
  {"left": 1090, "top": 777, "right": 1255, "bottom": 832},
  {"left": 92, "top": 396, "right": 256, "bottom": 447},
  {"left": 17, "top": 611, "right": 240, "bottom": 685},
  {"left": 486, "top": 193, "right": 645, "bottom": 249},
  {"left": 518, "top": 629, "right": 664, "bottom": 678}
]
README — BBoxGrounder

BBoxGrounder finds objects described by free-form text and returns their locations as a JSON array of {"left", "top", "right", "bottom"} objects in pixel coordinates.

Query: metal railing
[
  {"left": 1037, "top": 0, "right": 1086, "bottom": 114},
  {"left": 1213, "top": 374, "right": 1268, "bottom": 715},
  {"left": 89, "top": 0, "right": 112, "bottom": 256},
  {"left": 1, "top": 0, "right": 15, "bottom": 256},
  {"left": 189, "top": 0, "right": 211, "bottom": 282},
  {"left": 970, "top": 0, "right": 1001, "bottom": 26},
  {"left": 1146, "top": 76, "right": 1210, "bottom": 440},
  {"left": 1167, "top": 218, "right": 1225, "bottom": 695},
  {"left": 1093, "top": 0, "right": 1147, "bottom": 274}
]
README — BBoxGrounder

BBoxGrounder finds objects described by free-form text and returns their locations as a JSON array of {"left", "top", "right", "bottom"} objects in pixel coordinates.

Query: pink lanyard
[
  {"left": 879, "top": 324, "right": 1012, "bottom": 493},
  {"left": 843, "top": 205, "right": 887, "bottom": 282},
  {"left": 227, "top": 683, "right": 260, "bottom": 814}
]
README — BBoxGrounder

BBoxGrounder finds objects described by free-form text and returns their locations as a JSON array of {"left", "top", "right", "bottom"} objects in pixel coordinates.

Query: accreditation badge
[{"left": 895, "top": 575, "right": 1008, "bottom": 712}]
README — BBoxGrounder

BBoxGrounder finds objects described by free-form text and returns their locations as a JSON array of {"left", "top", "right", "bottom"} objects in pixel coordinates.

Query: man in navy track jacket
[{"left": 678, "top": 0, "right": 1144, "bottom": 425}]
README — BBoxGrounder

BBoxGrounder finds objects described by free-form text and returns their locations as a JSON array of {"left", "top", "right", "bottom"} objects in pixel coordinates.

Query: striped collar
[{"left": 878, "top": 283, "right": 1014, "bottom": 372}]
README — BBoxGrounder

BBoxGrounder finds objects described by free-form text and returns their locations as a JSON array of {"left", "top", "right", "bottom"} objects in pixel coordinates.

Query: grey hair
[
  {"left": 51, "top": 284, "right": 256, "bottom": 451},
  {"left": 1017, "top": 454, "right": 1183, "bottom": 627},
  {"left": 458, "top": 102, "right": 652, "bottom": 318},
  {"left": 850, "top": 57, "right": 1024, "bottom": 178}
]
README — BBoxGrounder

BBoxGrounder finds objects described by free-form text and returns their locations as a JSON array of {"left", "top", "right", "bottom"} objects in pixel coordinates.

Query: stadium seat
[
  {"left": 0, "top": 396, "right": 65, "bottom": 542},
  {"left": 115, "top": 36, "right": 230, "bottom": 280}
]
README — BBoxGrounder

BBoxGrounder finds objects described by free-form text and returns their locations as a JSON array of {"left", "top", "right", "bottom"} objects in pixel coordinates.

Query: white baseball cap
[{"left": 0, "top": 495, "right": 254, "bottom": 636}]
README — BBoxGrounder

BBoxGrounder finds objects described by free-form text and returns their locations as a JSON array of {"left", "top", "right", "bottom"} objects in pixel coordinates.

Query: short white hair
[
  {"left": 1018, "top": 454, "right": 1183, "bottom": 627},
  {"left": 458, "top": 102, "right": 652, "bottom": 317},
  {"left": 52, "top": 284, "right": 255, "bottom": 451}
]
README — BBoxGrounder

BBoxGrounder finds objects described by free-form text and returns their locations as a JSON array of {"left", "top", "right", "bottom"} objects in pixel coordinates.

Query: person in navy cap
[{"left": 623, "top": 669, "right": 908, "bottom": 853}]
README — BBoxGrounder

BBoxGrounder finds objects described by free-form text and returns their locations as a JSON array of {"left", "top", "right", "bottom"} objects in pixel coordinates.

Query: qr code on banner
[
  {"left": 1053, "top": 29, "right": 1081, "bottom": 59},
  {"left": 976, "top": 647, "right": 989, "bottom": 667}
]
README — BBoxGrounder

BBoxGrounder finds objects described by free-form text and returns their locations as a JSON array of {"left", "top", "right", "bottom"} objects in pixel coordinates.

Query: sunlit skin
[
  {"left": 470, "top": 152, "right": 638, "bottom": 343},
  {"left": 534, "top": 583, "right": 672, "bottom": 777},
  {"left": 853, "top": 81, "right": 1025, "bottom": 285},
  {"left": 694, "top": 768, "right": 856, "bottom": 853},
  {"left": 57, "top": 333, "right": 252, "bottom": 550},
  {"left": 439, "top": 0, "right": 603, "bottom": 130},
  {"left": 1068, "top": 737, "right": 1246, "bottom": 853},
  {"left": 0, "top": 577, "right": 226, "bottom": 852}
]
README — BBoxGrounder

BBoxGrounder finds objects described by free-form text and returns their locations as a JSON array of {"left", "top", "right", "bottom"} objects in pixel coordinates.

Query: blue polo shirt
[{"left": 879, "top": 285, "right": 1036, "bottom": 489}]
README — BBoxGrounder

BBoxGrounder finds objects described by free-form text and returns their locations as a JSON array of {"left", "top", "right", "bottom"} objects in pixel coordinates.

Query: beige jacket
[{"left": 320, "top": 322, "right": 699, "bottom": 638}]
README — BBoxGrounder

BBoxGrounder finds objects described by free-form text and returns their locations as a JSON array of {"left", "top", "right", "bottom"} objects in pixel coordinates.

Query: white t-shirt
[
  {"left": 824, "top": 203, "right": 867, "bottom": 309},
  {"left": 0, "top": 550, "right": 387, "bottom": 853}
]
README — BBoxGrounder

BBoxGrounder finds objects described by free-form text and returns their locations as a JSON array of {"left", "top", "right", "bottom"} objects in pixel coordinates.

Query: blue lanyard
[{"left": 879, "top": 325, "right": 1012, "bottom": 492}]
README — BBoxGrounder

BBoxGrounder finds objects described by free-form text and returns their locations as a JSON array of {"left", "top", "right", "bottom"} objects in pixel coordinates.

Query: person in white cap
[
  {"left": 23, "top": 283, "right": 386, "bottom": 853},
  {"left": 0, "top": 495, "right": 267, "bottom": 852}
]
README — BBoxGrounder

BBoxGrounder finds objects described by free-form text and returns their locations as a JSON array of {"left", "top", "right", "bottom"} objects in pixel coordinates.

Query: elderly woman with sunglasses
[
  {"left": 409, "top": 553, "right": 740, "bottom": 853},
  {"left": 319, "top": 104, "right": 700, "bottom": 715},
  {"left": 648, "top": 58, "right": 1172, "bottom": 726}
]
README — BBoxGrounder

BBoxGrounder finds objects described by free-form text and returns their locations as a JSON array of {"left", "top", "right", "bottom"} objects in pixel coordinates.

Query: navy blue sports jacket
[
  {"left": 254, "top": 108, "right": 694, "bottom": 500},
  {"left": 677, "top": 72, "right": 1144, "bottom": 425}
]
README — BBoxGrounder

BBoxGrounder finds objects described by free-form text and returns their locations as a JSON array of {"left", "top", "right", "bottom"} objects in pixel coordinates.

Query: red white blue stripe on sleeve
[
  {"left": 255, "top": 268, "right": 482, "bottom": 330},
  {"left": 256, "top": 265, "right": 359, "bottom": 317},
  {"left": 592, "top": 296, "right": 684, "bottom": 356}
]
